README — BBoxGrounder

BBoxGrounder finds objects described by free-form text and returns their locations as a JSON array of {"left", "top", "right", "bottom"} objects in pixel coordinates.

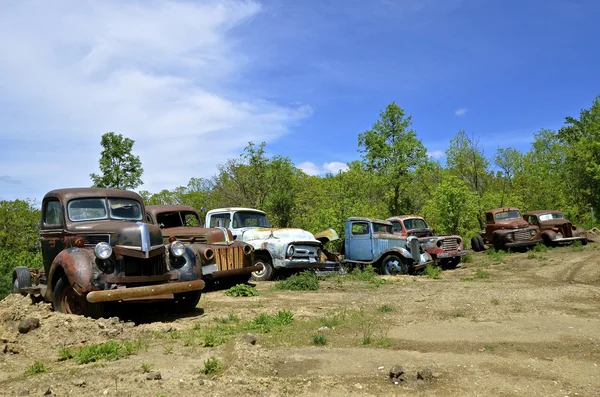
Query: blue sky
[{"left": 1, "top": 0, "right": 599, "bottom": 200}]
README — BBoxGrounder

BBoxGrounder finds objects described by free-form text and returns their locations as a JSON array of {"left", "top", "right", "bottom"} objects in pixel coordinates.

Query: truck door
[
  {"left": 346, "top": 221, "right": 373, "bottom": 261},
  {"left": 40, "top": 198, "right": 66, "bottom": 274}
]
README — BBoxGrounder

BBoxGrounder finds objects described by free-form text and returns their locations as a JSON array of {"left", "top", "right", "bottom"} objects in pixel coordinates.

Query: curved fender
[
  {"left": 170, "top": 246, "right": 199, "bottom": 281},
  {"left": 542, "top": 230, "right": 557, "bottom": 241},
  {"left": 48, "top": 248, "right": 97, "bottom": 296},
  {"left": 384, "top": 247, "right": 413, "bottom": 261}
]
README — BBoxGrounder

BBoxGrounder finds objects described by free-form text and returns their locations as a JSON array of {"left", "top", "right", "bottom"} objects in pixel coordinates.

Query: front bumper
[
  {"left": 504, "top": 239, "right": 542, "bottom": 248},
  {"left": 552, "top": 236, "right": 587, "bottom": 243},
  {"left": 203, "top": 264, "right": 263, "bottom": 279},
  {"left": 86, "top": 279, "right": 205, "bottom": 303},
  {"left": 280, "top": 259, "right": 340, "bottom": 270},
  {"left": 434, "top": 249, "right": 471, "bottom": 259}
]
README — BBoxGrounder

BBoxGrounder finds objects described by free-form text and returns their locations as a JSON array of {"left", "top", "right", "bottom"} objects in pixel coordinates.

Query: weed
[
  {"left": 320, "top": 309, "right": 347, "bottom": 328},
  {"left": 202, "top": 357, "right": 222, "bottom": 375},
  {"left": 460, "top": 277, "right": 474, "bottom": 282},
  {"left": 244, "top": 310, "right": 294, "bottom": 333},
  {"left": 274, "top": 271, "right": 319, "bottom": 291},
  {"left": 57, "top": 347, "right": 74, "bottom": 361},
  {"left": 202, "top": 333, "right": 225, "bottom": 347},
  {"left": 461, "top": 254, "right": 473, "bottom": 263},
  {"left": 453, "top": 311, "right": 466, "bottom": 318},
  {"left": 362, "top": 324, "right": 372, "bottom": 345},
  {"left": 475, "top": 269, "right": 489, "bottom": 279},
  {"left": 378, "top": 304, "right": 394, "bottom": 313},
  {"left": 424, "top": 264, "right": 442, "bottom": 280},
  {"left": 485, "top": 249, "right": 506, "bottom": 263},
  {"left": 225, "top": 284, "right": 259, "bottom": 297},
  {"left": 375, "top": 337, "right": 393, "bottom": 348},
  {"left": 26, "top": 361, "right": 47, "bottom": 375},
  {"left": 151, "top": 330, "right": 165, "bottom": 339},
  {"left": 274, "top": 310, "right": 294, "bottom": 325},
  {"left": 491, "top": 298, "right": 500, "bottom": 305},
  {"left": 141, "top": 363, "right": 152, "bottom": 373},
  {"left": 183, "top": 336, "right": 196, "bottom": 347},
  {"left": 527, "top": 252, "right": 537, "bottom": 259},
  {"left": 484, "top": 344, "right": 495, "bottom": 352},
  {"left": 570, "top": 240, "right": 585, "bottom": 251},
  {"left": 214, "top": 312, "right": 240, "bottom": 324},
  {"left": 73, "top": 340, "right": 146, "bottom": 364},
  {"left": 169, "top": 330, "right": 181, "bottom": 340},
  {"left": 312, "top": 334, "right": 327, "bottom": 345},
  {"left": 532, "top": 244, "right": 549, "bottom": 253},
  {"left": 163, "top": 345, "right": 174, "bottom": 355}
]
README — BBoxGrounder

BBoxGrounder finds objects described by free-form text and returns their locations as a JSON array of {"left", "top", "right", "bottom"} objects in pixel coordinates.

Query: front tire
[
  {"left": 442, "top": 256, "right": 461, "bottom": 270},
  {"left": 53, "top": 276, "right": 103, "bottom": 318},
  {"left": 381, "top": 254, "right": 408, "bottom": 275},
  {"left": 173, "top": 290, "right": 202, "bottom": 312},
  {"left": 470, "top": 236, "right": 484, "bottom": 252},
  {"left": 251, "top": 257, "right": 274, "bottom": 281}
]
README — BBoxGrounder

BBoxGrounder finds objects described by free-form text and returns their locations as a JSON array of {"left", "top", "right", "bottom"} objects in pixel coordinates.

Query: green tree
[
  {"left": 358, "top": 102, "right": 427, "bottom": 215},
  {"left": 90, "top": 132, "right": 143, "bottom": 190},
  {"left": 494, "top": 147, "right": 523, "bottom": 207}
]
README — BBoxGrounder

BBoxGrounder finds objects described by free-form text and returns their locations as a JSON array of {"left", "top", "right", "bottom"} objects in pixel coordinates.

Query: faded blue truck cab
[{"left": 343, "top": 217, "right": 434, "bottom": 274}]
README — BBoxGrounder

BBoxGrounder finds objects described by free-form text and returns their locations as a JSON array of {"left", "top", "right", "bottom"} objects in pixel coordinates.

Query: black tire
[
  {"left": 476, "top": 236, "right": 485, "bottom": 250},
  {"left": 173, "top": 290, "right": 202, "bottom": 312},
  {"left": 581, "top": 237, "right": 588, "bottom": 246},
  {"left": 542, "top": 234, "right": 553, "bottom": 247},
  {"left": 53, "top": 276, "right": 104, "bottom": 318},
  {"left": 381, "top": 254, "right": 408, "bottom": 275},
  {"left": 12, "top": 267, "right": 31, "bottom": 295},
  {"left": 470, "top": 236, "right": 483, "bottom": 252},
  {"left": 251, "top": 257, "right": 274, "bottom": 281},
  {"left": 492, "top": 236, "right": 504, "bottom": 251},
  {"left": 442, "top": 256, "right": 461, "bottom": 270}
]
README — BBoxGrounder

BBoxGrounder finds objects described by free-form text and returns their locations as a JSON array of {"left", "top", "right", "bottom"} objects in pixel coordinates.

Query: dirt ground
[{"left": 1, "top": 242, "right": 600, "bottom": 397}]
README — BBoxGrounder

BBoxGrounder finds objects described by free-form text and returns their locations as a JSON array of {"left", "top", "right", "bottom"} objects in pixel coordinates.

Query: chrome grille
[
  {"left": 291, "top": 245, "right": 319, "bottom": 259},
  {"left": 441, "top": 238, "right": 458, "bottom": 251},
  {"left": 214, "top": 246, "right": 245, "bottom": 271},
  {"left": 84, "top": 234, "right": 110, "bottom": 245},
  {"left": 563, "top": 223, "right": 573, "bottom": 237},
  {"left": 122, "top": 255, "right": 167, "bottom": 277},
  {"left": 514, "top": 230, "right": 531, "bottom": 241}
]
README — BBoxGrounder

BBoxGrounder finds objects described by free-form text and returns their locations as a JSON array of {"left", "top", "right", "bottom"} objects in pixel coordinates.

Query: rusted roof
[
  {"left": 347, "top": 217, "right": 392, "bottom": 225},
  {"left": 44, "top": 188, "right": 142, "bottom": 203},
  {"left": 486, "top": 207, "right": 521, "bottom": 214},
  {"left": 387, "top": 215, "right": 423, "bottom": 221},
  {"left": 146, "top": 205, "right": 199, "bottom": 217},
  {"left": 523, "top": 210, "right": 564, "bottom": 216}
]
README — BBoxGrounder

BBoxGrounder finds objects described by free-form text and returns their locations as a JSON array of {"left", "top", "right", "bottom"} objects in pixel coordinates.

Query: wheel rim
[
  {"left": 384, "top": 258, "right": 402, "bottom": 275},
  {"left": 252, "top": 261, "right": 268, "bottom": 278},
  {"left": 60, "top": 285, "right": 87, "bottom": 315}
]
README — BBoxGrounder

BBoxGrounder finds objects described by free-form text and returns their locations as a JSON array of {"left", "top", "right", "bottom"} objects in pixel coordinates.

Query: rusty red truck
[{"left": 11, "top": 188, "right": 204, "bottom": 316}]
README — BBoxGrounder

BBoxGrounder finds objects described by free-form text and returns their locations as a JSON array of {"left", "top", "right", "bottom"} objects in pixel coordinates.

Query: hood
[
  {"left": 70, "top": 220, "right": 163, "bottom": 247},
  {"left": 494, "top": 219, "right": 529, "bottom": 229},
  {"left": 240, "top": 227, "right": 318, "bottom": 244},
  {"left": 159, "top": 226, "right": 230, "bottom": 244}
]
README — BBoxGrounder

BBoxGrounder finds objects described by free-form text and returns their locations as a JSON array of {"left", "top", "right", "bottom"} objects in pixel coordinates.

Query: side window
[
  {"left": 351, "top": 222, "right": 369, "bottom": 235},
  {"left": 184, "top": 214, "right": 200, "bottom": 227},
  {"left": 485, "top": 213, "right": 494, "bottom": 223},
  {"left": 530, "top": 216, "right": 538, "bottom": 225},
  {"left": 44, "top": 200, "right": 63, "bottom": 227},
  {"left": 210, "top": 213, "right": 231, "bottom": 228},
  {"left": 391, "top": 221, "right": 402, "bottom": 232}
]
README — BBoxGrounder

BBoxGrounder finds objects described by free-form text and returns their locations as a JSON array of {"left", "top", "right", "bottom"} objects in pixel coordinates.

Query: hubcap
[
  {"left": 252, "top": 261, "right": 267, "bottom": 277},
  {"left": 385, "top": 259, "right": 402, "bottom": 275}
]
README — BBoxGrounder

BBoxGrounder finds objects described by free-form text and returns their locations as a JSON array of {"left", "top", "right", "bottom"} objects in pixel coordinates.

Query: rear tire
[
  {"left": 381, "top": 254, "right": 408, "bottom": 275},
  {"left": 470, "top": 236, "right": 483, "bottom": 252},
  {"left": 12, "top": 267, "right": 31, "bottom": 295},
  {"left": 581, "top": 237, "right": 588, "bottom": 246},
  {"left": 173, "top": 290, "right": 202, "bottom": 312},
  {"left": 251, "top": 258, "right": 274, "bottom": 281}
]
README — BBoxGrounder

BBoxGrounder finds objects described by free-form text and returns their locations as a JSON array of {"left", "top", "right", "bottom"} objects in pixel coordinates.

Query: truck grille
[
  {"left": 122, "top": 254, "right": 167, "bottom": 277},
  {"left": 441, "top": 238, "right": 458, "bottom": 251},
  {"left": 214, "top": 246, "right": 245, "bottom": 271},
  {"left": 84, "top": 234, "right": 110, "bottom": 245},
  {"left": 514, "top": 230, "right": 531, "bottom": 241},
  {"left": 562, "top": 223, "right": 573, "bottom": 237},
  {"left": 292, "top": 245, "right": 320, "bottom": 260}
]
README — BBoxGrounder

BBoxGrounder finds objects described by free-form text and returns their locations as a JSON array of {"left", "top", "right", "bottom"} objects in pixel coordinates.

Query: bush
[
  {"left": 312, "top": 334, "right": 327, "bottom": 345},
  {"left": 424, "top": 264, "right": 442, "bottom": 279},
  {"left": 532, "top": 244, "right": 549, "bottom": 253},
  {"left": 202, "top": 357, "right": 222, "bottom": 375},
  {"left": 274, "top": 271, "right": 319, "bottom": 291},
  {"left": 25, "top": 361, "right": 47, "bottom": 375},
  {"left": 225, "top": 284, "right": 259, "bottom": 297}
]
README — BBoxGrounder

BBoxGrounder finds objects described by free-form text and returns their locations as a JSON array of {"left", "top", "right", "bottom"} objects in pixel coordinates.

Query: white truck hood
[{"left": 239, "top": 227, "right": 319, "bottom": 244}]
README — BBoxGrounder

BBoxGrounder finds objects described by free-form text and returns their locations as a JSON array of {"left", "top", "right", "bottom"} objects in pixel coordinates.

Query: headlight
[
  {"left": 529, "top": 229, "right": 536, "bottom": 236},
  {"left": 506, "top": 233, "right": 514, "bottom": 241},
  {"left": 436, "top": 240, "right": 442, "bottom": 247},
  {"left": 94, "top": 242, "right": 112, "bottom": 260},
  {"left": 170, "top": 241, "right": 185, "bottom": 257},
  {"left": 286, "top": 244, "right": 295, "bottom": 257}
]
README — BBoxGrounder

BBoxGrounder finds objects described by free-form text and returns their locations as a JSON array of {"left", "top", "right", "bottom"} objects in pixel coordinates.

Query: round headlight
[
  {"left": 286, "top": 244, "right": 295, "bottom": 257},
  {"left": 94, "top": 242, "right": 112, "bottom": 260},
  {"left": 170, "top": 241, "right": 186, "bottom": 257},
  {"left": 436, "top": 240, "right": 442, "bottom": 247},
  {"left": 529, "top": 229, "right": 536, "bottom": 236}
]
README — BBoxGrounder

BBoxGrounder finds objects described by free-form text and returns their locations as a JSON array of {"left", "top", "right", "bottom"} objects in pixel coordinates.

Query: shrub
[
  {"left": 424, "top": 264, "right": 442, "bottom": 279},
  {"left": 202, "top": 357, "right": 222, "bottom": 375},
  {"left": 225, "top": 284, "right": 259, "bottom": 297},
  {"left": 25, "top": 361, "right": 47, "bottom": 375},
  {"left": 275, "top": 271, "right": 319, "bottom": 291},
  {"left": 532, "top": 244, "right": 549, "bottom": 253},
  {"left": 312, "top": 334, "right": 327, "bottom": 345}
]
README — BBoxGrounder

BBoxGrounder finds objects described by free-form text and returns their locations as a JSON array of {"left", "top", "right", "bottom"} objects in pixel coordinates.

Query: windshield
[
  {"left": 495, "top": 210, "right": 521, "bottom": 221},
  {"left": 539, "top": 213, "right": 565, "bottom": 222},
  {"left": 373, "top": 223, "right": 393, "bottom": 234},
  {"left": 156, "top": 211, "right": 201, "bottom": 228},
  {"left": 403, "top": 218, "right": 429, "bottom": 230},
  {"left": 233, "top": 211, "right": 271, "bottom": 228},
  {"left": 68, "top": 198, "right": 143, "bottom": 221}
]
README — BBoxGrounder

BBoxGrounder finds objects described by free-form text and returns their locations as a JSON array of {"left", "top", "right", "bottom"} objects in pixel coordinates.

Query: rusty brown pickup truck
[
  {"left": 145, "top": 205, "right": 261, "bottom": 284},
  {"left": 523, "top": 210, "right": 588, "bottom": 246},
  {"left": 471, "top": 207, "right": 541, "bottom": 252},
  {"left": 11, "top": 188, "right": 204, "bottom": 317}
]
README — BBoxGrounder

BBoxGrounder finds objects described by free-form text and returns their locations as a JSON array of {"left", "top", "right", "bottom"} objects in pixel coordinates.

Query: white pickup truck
[{"left": 205, "top": 207, "right": 338, "bottom": 281}]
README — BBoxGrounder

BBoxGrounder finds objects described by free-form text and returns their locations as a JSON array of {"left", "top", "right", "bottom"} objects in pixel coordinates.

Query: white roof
[{"left": 206, "top": 207, "right": 266, "bottom": 215}]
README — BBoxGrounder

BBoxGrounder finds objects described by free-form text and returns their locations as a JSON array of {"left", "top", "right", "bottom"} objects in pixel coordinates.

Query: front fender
[
  {"left": 49, "top": 248, "right": 97, "bottom": 295},
  {"left": 542, "top": 230, "right": 558, "bottom": 241},
  {"left": 384, "top": 247, "right": 413, "bottom": 260},
  {"left": 169, "top": 246, "right": 199, "bottom": 281}
]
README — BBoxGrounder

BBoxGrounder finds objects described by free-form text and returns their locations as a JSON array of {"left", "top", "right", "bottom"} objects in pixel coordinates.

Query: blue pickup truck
[{"left": 316, "top": 217, "right": 434, "bottom": 275}]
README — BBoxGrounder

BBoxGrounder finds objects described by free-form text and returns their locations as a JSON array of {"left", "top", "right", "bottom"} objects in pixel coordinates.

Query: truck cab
[{"left": 205, "top": 208, "right": 337, "bottom": 281}]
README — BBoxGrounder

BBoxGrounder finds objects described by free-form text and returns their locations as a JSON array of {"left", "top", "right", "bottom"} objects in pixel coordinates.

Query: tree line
[{"left": 1, "top": 95, "right": 599, "bottom": 297}]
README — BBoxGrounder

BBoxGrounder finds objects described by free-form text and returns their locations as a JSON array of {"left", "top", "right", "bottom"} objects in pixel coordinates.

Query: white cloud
[
  {"left": 455, "top": 107, "right": 468, "bottom": 116},
  {"left": 298, "top": 161, "right": 348, "bottom": 176},
  {"left": 427, "top": 150, "right": 445, "bottom": 160},
  {"left": 0, "top": 0, "right": 311, "bottom": 198}
]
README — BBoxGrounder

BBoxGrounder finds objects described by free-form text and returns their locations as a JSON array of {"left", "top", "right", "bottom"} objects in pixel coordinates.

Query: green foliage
[
  {"left": 462, "top": 254, "right": 473, "bottom": 263},
  {"left": 202, "top": 357, "right": 222, "bottom": 375},
  {"left": 274, "top": 271, "right": 319, "bottom": 291},
  {"left": 312, "top": 334, "right": 327, "bottom": 345},
  {"left": 243, "top": 310, "right": 294, "bottom": 333},
  {"left": 378, "top": 304, "right": 394, "bottom": 313},
  {"left": 141, "top": 363, "right": 152, "bottom": 373},
  {"left": 63, "top": 340, "right": 147, "bottom": 364},
  {"left": 475, "top": 269, "right": 489, "bottom": 279},
  {"left": 225, "top": 284, "right": 259, "bottom": 297},
  {"left": 532, "top": 244, "right": 549, "bottom": 253},
  {"left": 25, "top": 361, "right": 47, "bottom": 375},
  {"left": 202, "top": 333, "right": 225, "bottom": 347},
  {"left": 90, "top": 132, "right": 143, "bottom": 190},
  {"left": 57, "top": 347, "right": 74, "bottom": 361},
  {"left": 424, "top": 264, "right": 442, "bottom": 280}
]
